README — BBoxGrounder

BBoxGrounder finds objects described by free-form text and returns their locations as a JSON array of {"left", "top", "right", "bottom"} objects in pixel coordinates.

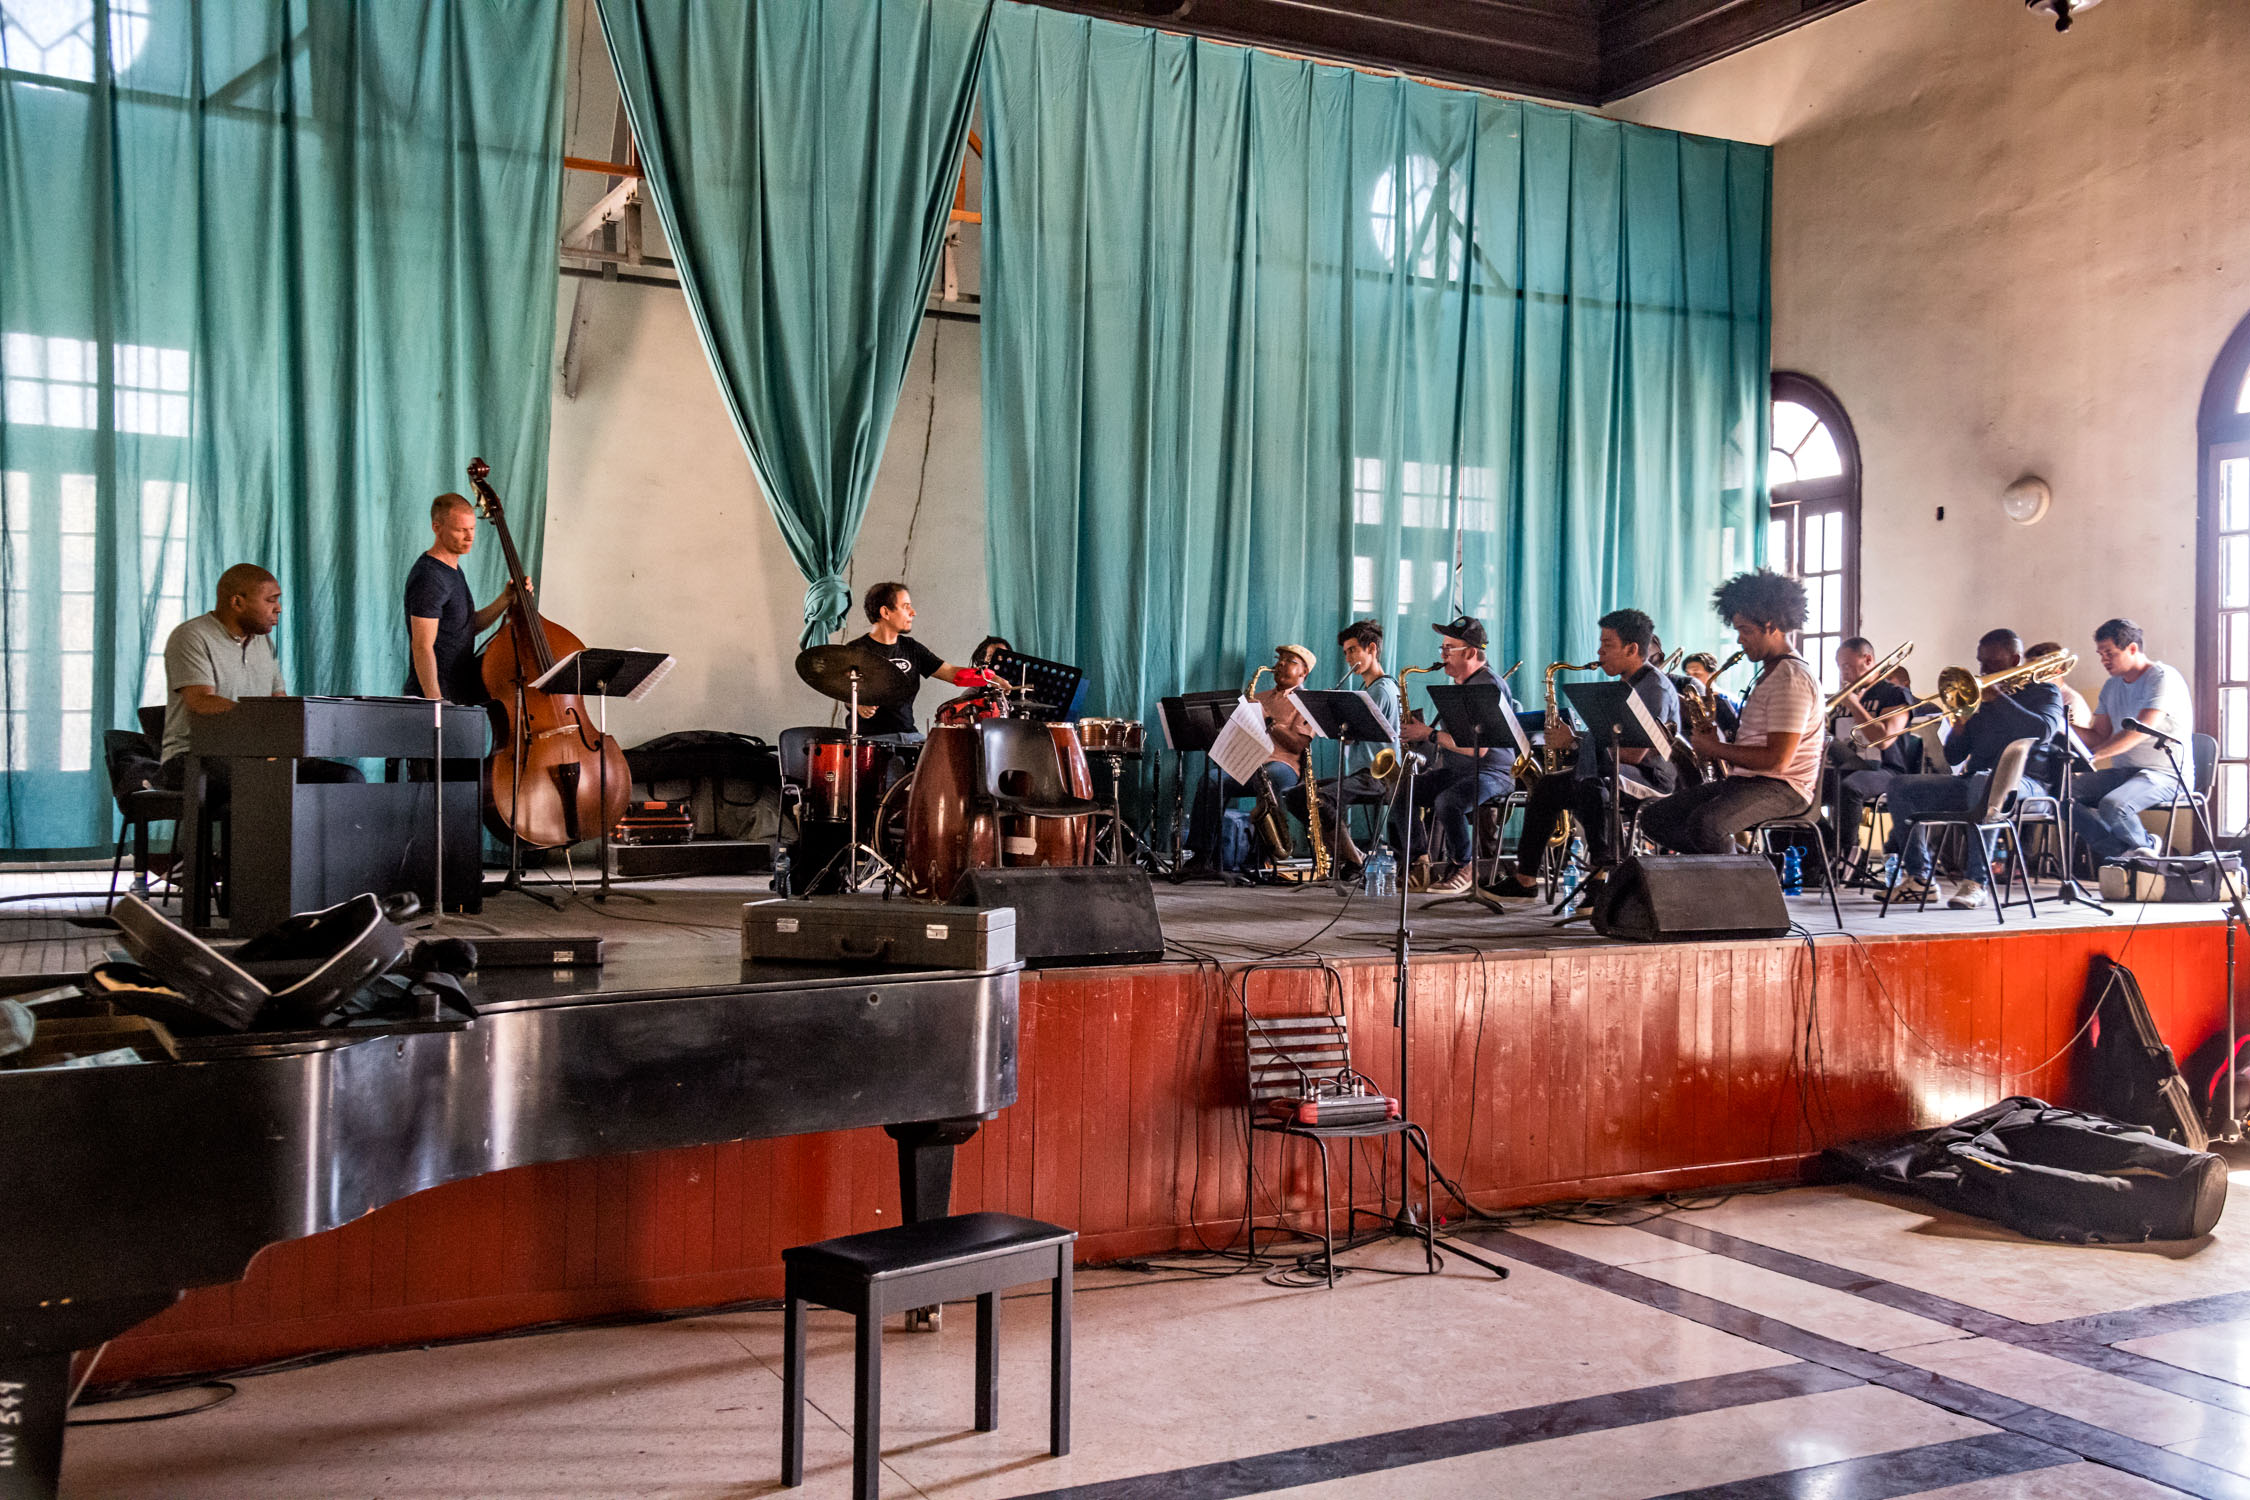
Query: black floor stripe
[
  {"left": 1650, "top": 1431, "right": 2074, "bottom": 1499},
  {"left": 2045, "top": 1291, "right": 2250, "bottom": 1347},
  {"left": 1632, "top": 1217, "right": 2250, "bottom": 1415},
  {"left": 996, "top": 1363, "right": 1858, "bottom": 1500},
  {"left": 1468, "top": 1228, "right": 2250, "bottom": 1500}
]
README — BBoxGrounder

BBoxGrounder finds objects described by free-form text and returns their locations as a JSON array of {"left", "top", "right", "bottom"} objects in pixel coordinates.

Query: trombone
[
  {"left": 1853, "top": 649, "right": 2078, "bottom": 746},
  {"left": 1824, "top": 641, "right": 1912, "bottom": 716}
]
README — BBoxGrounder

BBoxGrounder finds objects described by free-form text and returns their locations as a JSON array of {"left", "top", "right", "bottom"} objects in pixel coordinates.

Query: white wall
[
  {"left": 1609, "top": 0, "right": 2250, "bottom": 701},
  {"left": 537, "top": 0, "right": 988, "bottom": 748}
]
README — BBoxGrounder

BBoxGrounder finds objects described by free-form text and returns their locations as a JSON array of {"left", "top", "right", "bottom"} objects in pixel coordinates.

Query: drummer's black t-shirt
[{"left": 849, "top": 631, "right": 942, "bottom": 737}]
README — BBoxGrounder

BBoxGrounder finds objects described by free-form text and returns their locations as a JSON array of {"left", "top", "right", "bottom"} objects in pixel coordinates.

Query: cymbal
[{"left": 795, "top": 642, "right": 917, "bottom": 709}]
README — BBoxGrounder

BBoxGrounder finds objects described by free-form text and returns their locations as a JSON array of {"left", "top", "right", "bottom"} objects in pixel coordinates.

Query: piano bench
[{"left": 781, "top": 1211, "right": 1076, "bottom": 1499}]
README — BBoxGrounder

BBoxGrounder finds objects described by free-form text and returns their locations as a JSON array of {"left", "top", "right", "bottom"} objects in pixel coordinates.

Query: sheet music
[
  {"left": 1209, "top": 694, "right": 1276, "bottom": 786},
  {"left": 1626, "top": 690, "right": 1672, "bottom": 760},
  {"left": 1497, "top": 695, "right": 1530, "bottom": 758},
  {"left": 625, "top": 653, "right": 676, "bottom": 703},
  {"left": 1357, "top": 688, "right": 1399, "bottom": 746}
]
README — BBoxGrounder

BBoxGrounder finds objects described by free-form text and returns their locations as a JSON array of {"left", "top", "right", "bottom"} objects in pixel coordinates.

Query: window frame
[
  {"left": 2195, "top": 312, "right": 2250, "bottom": 836},
  {"left": 1767, "top": 371, "right": 1862, "bottom": 689}
]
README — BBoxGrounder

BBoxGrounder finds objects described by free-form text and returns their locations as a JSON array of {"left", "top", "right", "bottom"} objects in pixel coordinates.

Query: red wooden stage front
[{"left": 101, "top": 915, "right": 2234, "bottom": 1381}]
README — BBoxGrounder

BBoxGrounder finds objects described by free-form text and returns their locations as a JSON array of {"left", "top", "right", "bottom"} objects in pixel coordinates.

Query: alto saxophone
[{"left": 1243, "top": 665, "right": 1295, "bottom": 869}]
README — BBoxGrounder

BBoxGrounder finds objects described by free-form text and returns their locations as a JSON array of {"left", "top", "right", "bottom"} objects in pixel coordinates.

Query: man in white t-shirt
[
  {"left": 1641, "top": 569, "right": 1827, "bottom": 855},
  {"left": 2072, "top": 617, "right": 2196, "bottom": 865}
]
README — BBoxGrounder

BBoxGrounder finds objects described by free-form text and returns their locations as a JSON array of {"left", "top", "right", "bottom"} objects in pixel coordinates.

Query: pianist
[{"left": 157, "top": 563, "right": 360, "bottom": 793}]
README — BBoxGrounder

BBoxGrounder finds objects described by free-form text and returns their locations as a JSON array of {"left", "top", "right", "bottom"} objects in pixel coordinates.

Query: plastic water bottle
[
  {"left": 1883, "top": 853, "right": 1900, "bottom": 890},
  {"left": 1363, "top": 849, "right": 1397, "bottom": 899},
  {"left": 1781, "top": 845, "right": 1804, "bottom": 896},
  {"left": 771, "top": 844, "right": 792, "bottom": 896}
]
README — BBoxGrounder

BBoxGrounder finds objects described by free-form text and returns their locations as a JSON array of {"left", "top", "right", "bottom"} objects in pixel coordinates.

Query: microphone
[{"left": 2123, "top": 716, "right": 2182, "bottom": 748}]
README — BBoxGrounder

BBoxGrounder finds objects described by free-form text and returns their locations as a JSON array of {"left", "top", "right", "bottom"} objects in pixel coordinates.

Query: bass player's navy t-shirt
[{"left": 402, "top": 553, "right": 486, "bottom": 705}]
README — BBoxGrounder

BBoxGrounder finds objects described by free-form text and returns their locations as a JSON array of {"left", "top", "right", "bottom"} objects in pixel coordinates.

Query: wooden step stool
[{"left": 782, "top": 1211, "right": 1075, "bottom": 1500}]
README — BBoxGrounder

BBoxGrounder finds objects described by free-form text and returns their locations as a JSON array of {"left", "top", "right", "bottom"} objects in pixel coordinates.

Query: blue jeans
[
  {"left": 1188, "top": 759, "right": 1299, "bottom": 863},
  {"left": 1885, "top": 773, "right": 1996, "bottom": 883},
  {"left": 1388, "top": 757, "right": 1512, "bottom": 868},
  {"left": 2071, "top": 766, "right": 2181, "bottom": 862}
]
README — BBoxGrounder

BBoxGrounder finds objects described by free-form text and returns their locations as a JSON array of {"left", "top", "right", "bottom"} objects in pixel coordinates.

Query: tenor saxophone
[{"left": 1370, "top": 663, "right": 1438, "bottom": 788}]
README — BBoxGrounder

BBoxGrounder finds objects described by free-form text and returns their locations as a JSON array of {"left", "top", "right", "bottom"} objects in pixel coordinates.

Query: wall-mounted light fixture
[
  {"left": 2026, "top": 0, "right": 2102, "bottom": 33},
  {"left": 2002, "top": 475, "right": 2053, "bottom": 526}
]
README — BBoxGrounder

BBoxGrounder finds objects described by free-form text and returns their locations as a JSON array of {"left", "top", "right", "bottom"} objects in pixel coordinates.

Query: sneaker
[
  {"left": 1890, "top": 875, "right": 1936, "bottom": 902},
  {"left": 1946, "top": 880, "right": 1988, "bottom": 910},
  {"left": 1425, "top": 866, "right": 1476, "bottom": 896}
]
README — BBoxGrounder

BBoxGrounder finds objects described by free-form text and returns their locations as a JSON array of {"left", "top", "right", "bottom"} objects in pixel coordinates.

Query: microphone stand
[
  {"left": 2049, "top": 740, "right": 2112, "bottom": 915},
  {"left": 2141, "top": 721, "right": 2247, "bottom": 1141}
]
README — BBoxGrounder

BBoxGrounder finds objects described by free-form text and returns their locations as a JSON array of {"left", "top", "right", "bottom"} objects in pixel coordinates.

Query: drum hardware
[{"left": 793, "top": 644, "right": 920, "bottom": 893}]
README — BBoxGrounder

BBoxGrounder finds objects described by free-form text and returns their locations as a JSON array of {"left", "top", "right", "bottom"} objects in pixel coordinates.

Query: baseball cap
[{"left": 1432, "top": 615, "right": 1488, "bottom": 650}]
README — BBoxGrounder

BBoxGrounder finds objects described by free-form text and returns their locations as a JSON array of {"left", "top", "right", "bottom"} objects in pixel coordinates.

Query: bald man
[{"left": 157, "top": 563, "right": 288, "bottom": 786}]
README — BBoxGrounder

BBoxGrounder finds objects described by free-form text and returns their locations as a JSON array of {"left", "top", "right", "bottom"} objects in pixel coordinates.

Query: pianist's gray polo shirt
[{"left": 161, "top": 612, "right": 285, "bottom": 761}]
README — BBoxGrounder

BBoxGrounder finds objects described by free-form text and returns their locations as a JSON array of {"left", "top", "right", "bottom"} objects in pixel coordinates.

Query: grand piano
[{"left": 0, "top": 953, "right": 1019, "bottom": 1499}]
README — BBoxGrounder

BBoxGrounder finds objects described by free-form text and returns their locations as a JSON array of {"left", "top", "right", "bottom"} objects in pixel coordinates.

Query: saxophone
[
  {"left": 1370, "top": 663, "right": 1439, "bottom": 788},
  {"left": 1244, "top": 666, "right": 1295, "bottom": 868},
  {"left": 1530, "top": 658, "right": 1601, "bottom": 781},
  {"left": 1302, "top": 737, "right": 1328, "bottom": 881}
]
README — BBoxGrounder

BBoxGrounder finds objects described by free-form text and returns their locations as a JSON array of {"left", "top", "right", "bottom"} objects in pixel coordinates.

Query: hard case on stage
[{"left": 741, "top": 897, "right": 1015, "bottom": 971}]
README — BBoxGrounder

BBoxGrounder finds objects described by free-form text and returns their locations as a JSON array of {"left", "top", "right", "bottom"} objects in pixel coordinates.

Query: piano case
[{"left": 743, "top": 898, "right": 1013, "bottom": 971}]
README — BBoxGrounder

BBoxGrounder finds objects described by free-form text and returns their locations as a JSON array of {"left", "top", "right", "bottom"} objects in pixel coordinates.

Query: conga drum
[{"left": 903, "top": 723, "right": 996, "bottom": 901}]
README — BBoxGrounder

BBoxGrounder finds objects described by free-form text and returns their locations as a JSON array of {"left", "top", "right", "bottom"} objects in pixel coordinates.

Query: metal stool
[{"left": 783, "top": 1212, "right": 1074, "bottom": 1500}]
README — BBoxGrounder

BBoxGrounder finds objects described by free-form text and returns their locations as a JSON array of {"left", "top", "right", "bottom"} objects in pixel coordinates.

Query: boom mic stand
[
  {"left": 1383, "top": 743, "right": 1509, "bottom": 1278},
  {"left": 2137, "top": 717, "right": 2246, "bottom": 1140}
]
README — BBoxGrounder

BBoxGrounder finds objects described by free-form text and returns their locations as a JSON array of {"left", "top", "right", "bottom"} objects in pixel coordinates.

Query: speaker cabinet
[
  {"left": 1592, "top": 855, "right": 1791, "bottom": 942},
  {"left": 959, "top": 866, "right": 1165, "bottom": 969}
]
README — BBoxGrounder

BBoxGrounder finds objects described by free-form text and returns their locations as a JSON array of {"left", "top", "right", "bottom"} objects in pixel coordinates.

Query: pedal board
[{"left": 1266, "top": 1093, "right": 1400, "bottom": 1127}]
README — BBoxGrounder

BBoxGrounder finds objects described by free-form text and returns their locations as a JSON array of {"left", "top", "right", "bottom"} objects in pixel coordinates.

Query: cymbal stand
[{"left": 842, "top": 669, "right": 905, "bottom": 893}]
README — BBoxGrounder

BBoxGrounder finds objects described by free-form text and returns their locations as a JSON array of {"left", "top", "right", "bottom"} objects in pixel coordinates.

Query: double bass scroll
[{"left": 468, "top": 457, "right": 630, "bottom": 851}]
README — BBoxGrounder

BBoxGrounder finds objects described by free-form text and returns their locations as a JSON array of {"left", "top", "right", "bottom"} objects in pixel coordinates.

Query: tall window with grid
[
  {"left": 1767, "top": 373, "right": 1860, "bottom": 694},
  {"left": 2196, "top": 322, "right": 2250, "bottom": 838}
]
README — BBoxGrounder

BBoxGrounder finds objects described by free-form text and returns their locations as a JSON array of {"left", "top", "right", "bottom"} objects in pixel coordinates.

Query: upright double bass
[{"left": 468, "top": 458, "right": 630, "bottom": 849}]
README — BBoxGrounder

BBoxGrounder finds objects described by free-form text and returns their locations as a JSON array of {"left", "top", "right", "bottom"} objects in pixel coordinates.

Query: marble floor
[{"left": 62, "top": 1177, "right": 2250, "bottom": 1499}]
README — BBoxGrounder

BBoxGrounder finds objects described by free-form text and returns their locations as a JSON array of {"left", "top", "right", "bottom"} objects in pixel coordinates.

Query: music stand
[
  {"left": 1290, "top": 688, "right": 1395, "bottom": 888},
  {"left": 1562, "top": 679, "right": 1672, "bottom": 912},
  {"left": 1156, "top": 691, "right": 1240, "bottom": 878},
  {"left": 2049, "top": 726, "right": 2113, "bottom": 915},
  {"left": 987, "top": 649, "right": 1083, "bottom": 724},
  {"left": 533, "top": 648, "right": 675, "bottom": 904},
  {"left": 1420, "top": 683, "right": 1531, "bottom": 911}
]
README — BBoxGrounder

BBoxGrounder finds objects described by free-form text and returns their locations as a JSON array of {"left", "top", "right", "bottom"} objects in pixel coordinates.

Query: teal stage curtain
[
  {"left": 596, "top": 0, "right": 991, "bottom": 648},
  {"left": 0, "top": 1, "right": 563, "bottom": 850},
  {"left": 982, "top": 5, "right": 1770, "bottom": 726}
]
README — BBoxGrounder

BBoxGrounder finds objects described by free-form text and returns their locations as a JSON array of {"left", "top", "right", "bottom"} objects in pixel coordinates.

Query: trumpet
[
  {"left": 1825, "top": 641, "right": 1913, "bottom": 716},
  {"left": 1856, "top": 649, "right": 2078, "bottom": 746}
]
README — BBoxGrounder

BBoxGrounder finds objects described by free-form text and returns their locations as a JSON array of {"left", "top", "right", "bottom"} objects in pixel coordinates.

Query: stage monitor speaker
[
  {"left": 1592, "top": 855, "right": 1791, "bottom": 942},
  {"left": 959, "top": 866, "right": 1165, "bottom": 969}
]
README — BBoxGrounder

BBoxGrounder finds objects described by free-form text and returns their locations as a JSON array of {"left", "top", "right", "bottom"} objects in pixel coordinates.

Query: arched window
[
  {"left": 2196, "top": 316, "right": 2250, "bottom": 837},
  {"left": 1768, "top": 372, "right": 1860, "bottom": 694}
]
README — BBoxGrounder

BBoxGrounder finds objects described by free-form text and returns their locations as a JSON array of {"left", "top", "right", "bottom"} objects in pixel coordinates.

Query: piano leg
[
  {"left": 0, "top": 1351, "right": 67, "bottom": 1500},
  {"left": 885, "top": 1118, "right": 983, "bottom": 1334},
  {"left": 1, "top": 1292, "right": 179, "bottom": 1500},
  {"left": 885, "top": 1117, "right": 982, "bottom": 1222}
]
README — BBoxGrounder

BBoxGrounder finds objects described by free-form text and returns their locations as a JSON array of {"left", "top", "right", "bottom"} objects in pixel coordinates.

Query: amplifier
[
  {"left": 742, "top": 897, "right": 1014, "bottom": 971},
  {"left": 613, "top": 800, "right": 695, "bottom": 845}
]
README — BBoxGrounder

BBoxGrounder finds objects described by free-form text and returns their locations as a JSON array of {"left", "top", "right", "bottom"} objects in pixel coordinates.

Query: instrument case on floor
[{"left": 742, "top": 898, "right": 1014, "bottom": 971}]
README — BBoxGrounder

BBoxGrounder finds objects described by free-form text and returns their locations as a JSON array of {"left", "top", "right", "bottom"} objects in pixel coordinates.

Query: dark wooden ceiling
[{"left": 1027, "top": 0, "right": 1868, "bottom": 106}]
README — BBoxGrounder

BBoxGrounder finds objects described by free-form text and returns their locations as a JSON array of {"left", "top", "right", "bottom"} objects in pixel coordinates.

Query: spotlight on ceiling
[{"left": 2026, "top": 0, "right": 2102, "bottom": 32}]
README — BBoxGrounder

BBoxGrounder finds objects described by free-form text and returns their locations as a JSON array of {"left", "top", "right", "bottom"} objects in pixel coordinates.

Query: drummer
[{"left": 850, "top": 581, "right": 992, "bottom": 745}]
